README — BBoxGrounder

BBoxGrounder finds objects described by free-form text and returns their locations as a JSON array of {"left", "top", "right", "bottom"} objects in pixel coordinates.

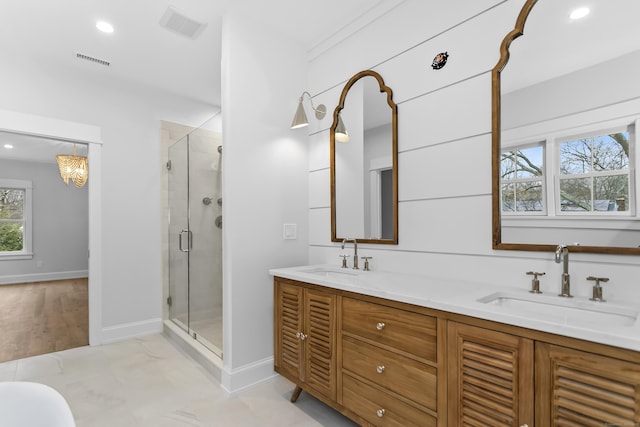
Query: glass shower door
[
  {"left": 187, "top": 126, "right": 222, "bottom": 357},
  {"left": 168, "top": 135, "right": 190, "bottom": 335}
]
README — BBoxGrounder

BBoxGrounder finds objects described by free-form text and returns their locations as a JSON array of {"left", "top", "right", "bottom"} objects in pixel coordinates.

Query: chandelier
[{"left": 56, "top": 144, "right": 88, "bottom": 188}]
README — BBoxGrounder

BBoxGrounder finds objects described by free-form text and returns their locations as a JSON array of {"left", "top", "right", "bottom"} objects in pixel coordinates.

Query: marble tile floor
[{"left": 0, "top": 333, "right": 357, "bottom": 427}]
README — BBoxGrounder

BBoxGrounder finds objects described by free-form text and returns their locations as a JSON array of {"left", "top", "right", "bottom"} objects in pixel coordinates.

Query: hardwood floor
[{"left": 0, "top": 278, "right": 88, "bottom": 363}]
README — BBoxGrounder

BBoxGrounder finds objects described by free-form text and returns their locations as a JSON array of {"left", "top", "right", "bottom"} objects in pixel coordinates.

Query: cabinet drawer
[
  {"left": 342, "top": 336, "right": 437, "bottom": 411},
  {"left": 342, "top": 297, "right": 437, "bottom": 361},
  {"left": 343, "top": 374, "right": 437, "bottom": 427}
]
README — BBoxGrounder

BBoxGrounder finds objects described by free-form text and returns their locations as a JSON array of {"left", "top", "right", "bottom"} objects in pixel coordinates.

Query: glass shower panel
[
  {"left": 168, "top": 135, "right": 190, "bottom": 334},
  {"left": 188, "top": 125, "right": 222, "bottom": 357}
]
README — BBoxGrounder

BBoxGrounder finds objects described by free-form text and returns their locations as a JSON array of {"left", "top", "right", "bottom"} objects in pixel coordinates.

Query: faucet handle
[
  {"left": 339, "top": 254, "right": 348, "bottom": 268},
  {"left": 526, "top": 271, "right": 545, "bottom": 278},
  {"left": 526, "top": 271, "right": 545, "bottom": 294},
  {"left": 361, "top": 256, "right": 372, "bottom": 271},
  {"left": 587, "top": 276, "right": 609, "bottom": 302}
]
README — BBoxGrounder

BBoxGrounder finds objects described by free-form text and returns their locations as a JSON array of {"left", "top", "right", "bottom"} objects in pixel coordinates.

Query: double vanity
[
  {"left": 277, "top": 0, "right": 640, "bottom": 424},
  {"left": 271, "top": 265, "right": 640, "bottom": 426}
]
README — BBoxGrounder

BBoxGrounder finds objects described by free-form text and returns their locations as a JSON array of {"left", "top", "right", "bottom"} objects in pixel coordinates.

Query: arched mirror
[
  {"left": 331, "top": 70, "right": 398, "bottom": 244},
  {"left": 492, "top": 0, "right": 640, "bottom": 254}
]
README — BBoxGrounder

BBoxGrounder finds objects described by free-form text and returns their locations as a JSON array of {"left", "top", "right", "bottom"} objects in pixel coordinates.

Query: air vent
[
  {"left": 159, "top": 6, "right": 207, "bottom": 39},
  {"left": 75, "top": 52, "right": 110, "bottom": 67}
]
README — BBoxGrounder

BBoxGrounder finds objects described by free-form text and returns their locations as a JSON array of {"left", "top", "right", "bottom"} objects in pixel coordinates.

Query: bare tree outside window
[
  {"left": 559, "top": 132, "right": 629, "bottom": 212},
  {"left": 501, "top": 145, "right": 544, "bottom": 212},
  {"left": 501, "top": 131, "right": 631, "bottom": 215}
]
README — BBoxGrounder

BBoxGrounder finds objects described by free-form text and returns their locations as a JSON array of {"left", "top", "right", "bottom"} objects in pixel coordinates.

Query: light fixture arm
[
  {"left": 291, "top": 91, "right": 327, "bottom": 129},
  {"left": 299, "top": 91, "right": 326, "bottom": 119}
]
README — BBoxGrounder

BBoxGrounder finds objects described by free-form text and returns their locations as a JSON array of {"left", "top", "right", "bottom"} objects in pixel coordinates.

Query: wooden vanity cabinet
[
  {"left": 447, "top": 322, "right": 534, "bottom": 426},
  {"left": 274, "top": 278, "right": 338, "bottom": 401},
  {"left": 274, "top": 277, "right": 445, "bottom": 426},
  {"left": 274, "top": 276, "right": 640, "bottom": 427},
  {"left": 448, "top": 321, "right": 640, "bottom": 427},
  {"left": 535, "top": 342, "right": 640, "bottom": 426},
  {"left": 341, "top": 297, "right": 441, "bottom": 427}
]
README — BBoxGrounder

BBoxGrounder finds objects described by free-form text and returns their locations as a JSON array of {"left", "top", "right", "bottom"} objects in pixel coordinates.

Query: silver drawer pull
[
  {"left": 376, "top": 365, "right": 385, "bottom": 374},
  {"left": 376, "top": 322, "right": 385, "bottom": 331},
  {"left": 295, "top": 332, "right": 307, "bottom": 341},
  {"left": 377, "top": 409, "right": 385, "bottom": 418}
]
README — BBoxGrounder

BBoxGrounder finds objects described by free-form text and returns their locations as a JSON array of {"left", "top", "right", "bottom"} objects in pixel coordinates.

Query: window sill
[
  {"left": 502, "top": 216, "right": 640, "bottom": 231},
  {"left": 0, "top": 252, "right": 34, "bottom": 261}
]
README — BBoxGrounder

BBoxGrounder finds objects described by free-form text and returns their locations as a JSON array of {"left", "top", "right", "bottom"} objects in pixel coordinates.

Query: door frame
[{"left": 0, "top": 109, "right": 103, "bottom": 345}]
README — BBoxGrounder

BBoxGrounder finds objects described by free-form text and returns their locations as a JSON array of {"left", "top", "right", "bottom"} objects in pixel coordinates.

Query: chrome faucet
[
  {"left": 341, "top": 238, "right": 359, "bottom": 269},
  {"left": 555, "top": 244, "right": 572, "bottom": 297}
]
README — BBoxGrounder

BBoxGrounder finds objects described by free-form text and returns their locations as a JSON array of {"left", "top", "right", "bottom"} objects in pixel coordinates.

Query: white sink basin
[
  {"left": 293, "top": 266, "right": 375, "bottom": 288},
  {"left": 478, "top": 292, "right": 639, "bottom": 328},
  {"left": 304, "top": 267, "right": 360, "bottom": 280}
]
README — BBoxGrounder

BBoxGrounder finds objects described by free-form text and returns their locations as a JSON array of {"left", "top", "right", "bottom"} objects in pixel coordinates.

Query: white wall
[
  {"left": 306, "top": 0, "right": 640, "bottom": 305},
  {"left": 221, "top": 11, "right": 309, "bottom": 391},
  {"left": 0, "top": 158, "right": 88, "bottom": 283},
  {"left": 0, "top": 54, "right": 218, "bottom": 342},
  {"left": 503, "top": 49, "right": 640, "bottom": 130}
]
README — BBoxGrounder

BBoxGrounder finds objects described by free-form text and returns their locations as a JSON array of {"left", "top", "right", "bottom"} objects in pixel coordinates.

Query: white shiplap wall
[{"left": 305, "top": 0, "right": 640, "bottom": 303}]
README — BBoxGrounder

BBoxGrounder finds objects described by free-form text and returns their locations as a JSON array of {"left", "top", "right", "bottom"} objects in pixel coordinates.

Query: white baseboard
[
  {"left": 221, "top": 356, "right": 278, "bottom": 394},
  {"left": 0, "top": 270, "right": 89, "bottom": 285},
  {"left": 100, "top": 318, "right": 164, "bottom": 344}
]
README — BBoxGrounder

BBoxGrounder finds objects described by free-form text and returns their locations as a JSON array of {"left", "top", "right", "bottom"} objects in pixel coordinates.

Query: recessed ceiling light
[
  {"left": 569, "top": 7, "right": 590, "bottom": 20},
  {"left": 96, "top": 21, "right": 114, "bottom": 33},
  {"left": 4, "top": 144, "right": 14, "bottom": 149}
]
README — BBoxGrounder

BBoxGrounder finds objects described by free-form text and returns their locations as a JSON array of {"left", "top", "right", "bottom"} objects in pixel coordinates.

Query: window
[
  {"left": 500, "top": 143, "right": 545, "bottom": 214},
  {"left": 558, "top": 130, "right": 630, "bottom": 213},
  {"left": 0, "top": 179, "right": 33, "bottom": 260},
  {"left": 501, "top": 122, "right": 636, "bottom": 217}
]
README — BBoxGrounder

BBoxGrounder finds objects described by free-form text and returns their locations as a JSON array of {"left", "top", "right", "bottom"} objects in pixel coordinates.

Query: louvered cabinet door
[
  {"left": 536, "top": 343, "right": 640, "bottom": 426},
  {"left": 274, "top": 280, "right": 304, "bottom": 382},
  {"left": 448, "top": 322, "right": 534, "bottom": 427},
  {"left": 303, "top": 288, "right": 337, "bottom": 401}
]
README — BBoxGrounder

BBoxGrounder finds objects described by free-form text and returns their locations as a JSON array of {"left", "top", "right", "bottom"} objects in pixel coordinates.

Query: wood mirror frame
[
  {"left": 492, "top": 0, "right": 640, "bottom": 255},
  {"left": 330, "top": 70, "right": 398, "bottom": 244}
]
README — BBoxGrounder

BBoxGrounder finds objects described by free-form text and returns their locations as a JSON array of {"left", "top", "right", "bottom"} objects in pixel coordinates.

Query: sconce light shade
[
  {"left": 335, "top": 114, "right": 349, "bottom": 143},
  {"left": 290, "top": 91, "right": 326, "bottom": 129},
  {"left": 56, "top": 144, "right": 88, "bottom": 188},
  {"left": 290, "top": 99, "right": 309, "bottom": 129}
]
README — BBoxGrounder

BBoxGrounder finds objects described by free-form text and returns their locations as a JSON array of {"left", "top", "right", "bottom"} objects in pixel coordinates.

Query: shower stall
[{"left": 167, "top": 119, "right": 222, "bottom": 358}]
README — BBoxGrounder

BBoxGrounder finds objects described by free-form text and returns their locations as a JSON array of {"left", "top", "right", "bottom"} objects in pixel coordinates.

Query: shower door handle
[{"left": 179, "top": 229, "right": 192, "bottom": 252}]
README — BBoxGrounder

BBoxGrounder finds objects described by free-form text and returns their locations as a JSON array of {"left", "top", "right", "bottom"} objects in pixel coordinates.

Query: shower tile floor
[
  {"left": 172, "top": 305, "right": 223, "bottom": 357},
  {"left": 0, "top": 333, "right": 357, "bottom": 427}
]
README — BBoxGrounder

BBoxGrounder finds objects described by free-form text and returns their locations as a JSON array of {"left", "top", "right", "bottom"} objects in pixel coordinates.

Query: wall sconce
[
  {"left": 290, "top": 91, "right": 326, "bottom": 129},
  {"left": 335, "top": 114, "right": 349, "bottom": 143},
  {"left": 56, "top": 144, "right": 88, "bottom": 188}
]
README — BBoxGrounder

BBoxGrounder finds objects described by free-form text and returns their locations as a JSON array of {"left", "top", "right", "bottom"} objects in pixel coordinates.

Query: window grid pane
[
  {"left": 501, "top": 145, "right": 545, "bottom": 214},
  {"left": 0, "top": 188, "right": 26, "bottom": 252},
  {"left": 559, "top": 177, "right": 592, "bottom": 212},
  {"left": 558, "top": 131, "right": 630, "bottom": 213}
]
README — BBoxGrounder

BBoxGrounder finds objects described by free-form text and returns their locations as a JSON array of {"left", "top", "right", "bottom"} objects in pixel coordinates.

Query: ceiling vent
[
  {"left": 159, "top": 6, "right": 207, "bottom": 39},
  {"left": 75, "top": 52, "right": 110, "bottom": 67}
]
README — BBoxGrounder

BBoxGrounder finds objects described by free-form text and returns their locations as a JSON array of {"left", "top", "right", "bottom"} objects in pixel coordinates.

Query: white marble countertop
[{"left": 269, "top": 264, "right": 640, "bottom": 352}]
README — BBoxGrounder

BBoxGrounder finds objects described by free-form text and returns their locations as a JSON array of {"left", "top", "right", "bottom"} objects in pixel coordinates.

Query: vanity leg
[{"left": 290, "top": 386, "right": 303, "bottom": 402}]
